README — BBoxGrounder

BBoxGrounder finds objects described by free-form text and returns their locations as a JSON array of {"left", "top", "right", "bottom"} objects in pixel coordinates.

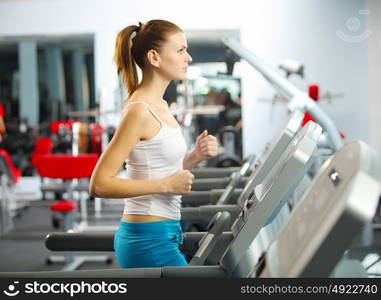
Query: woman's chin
[
  {"left": 177, "top": 74, "right": 188, "bottom": 81},
  {"left": 167, "top": 72, "right": 187, "bottom": 81}
]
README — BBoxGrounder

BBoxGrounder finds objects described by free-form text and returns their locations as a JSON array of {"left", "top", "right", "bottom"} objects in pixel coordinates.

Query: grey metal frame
[
  {"left": 221, "top": 36, "right": 343, "bottom": 152},
  {"left": 257, "top": 141, "right": 381, "bottom": 277}
]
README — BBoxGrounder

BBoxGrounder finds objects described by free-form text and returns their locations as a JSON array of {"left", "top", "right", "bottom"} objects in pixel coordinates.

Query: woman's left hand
[{"left": 194, "top": 130, "right": 219, "bottom": 161}]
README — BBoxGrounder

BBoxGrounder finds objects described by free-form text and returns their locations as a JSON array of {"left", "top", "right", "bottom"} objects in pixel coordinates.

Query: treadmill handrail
[{"left": 221, "top": 36, "right": 343, "bottom": 151}]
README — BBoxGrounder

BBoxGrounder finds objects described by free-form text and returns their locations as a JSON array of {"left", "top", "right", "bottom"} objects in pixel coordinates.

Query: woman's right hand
[{"left": 166, "top": 169, "right": 194, "bottom": 194}]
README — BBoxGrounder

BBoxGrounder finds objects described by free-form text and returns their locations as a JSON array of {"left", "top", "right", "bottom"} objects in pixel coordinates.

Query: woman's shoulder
[
  {"left": 121, "top": 101, "right": 150, "bottom": 124},
  {"left": 123, "top": 98, "right": 150, "bottom": 110}
]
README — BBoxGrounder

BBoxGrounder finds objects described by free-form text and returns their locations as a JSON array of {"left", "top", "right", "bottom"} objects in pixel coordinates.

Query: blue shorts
[{"left": 114, "top": 219, "right": 188, "bottom": 268}]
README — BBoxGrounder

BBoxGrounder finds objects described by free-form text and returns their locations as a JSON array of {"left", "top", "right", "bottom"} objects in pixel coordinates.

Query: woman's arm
[
  {"left": 89, "top": 104, "right": 166, "bottom": 198},
  {"left": 183, "top": 150, "right": 203, "bottom": 170},
  {"left": 183, "top": 130, "right": 219, "bottom": 170}
]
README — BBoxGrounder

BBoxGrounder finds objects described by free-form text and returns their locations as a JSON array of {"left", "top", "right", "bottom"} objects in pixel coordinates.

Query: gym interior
[{"left": 0, "top": 0, "right": 381, "bottom": 281}]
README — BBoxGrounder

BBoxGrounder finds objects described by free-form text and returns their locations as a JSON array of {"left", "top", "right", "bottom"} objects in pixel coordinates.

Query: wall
[
  {"left": 239, "top": 0, "right": 368, "bottom": 156},
  {"left": 367, "top": 0, "right": 381, "bottom": 151}
]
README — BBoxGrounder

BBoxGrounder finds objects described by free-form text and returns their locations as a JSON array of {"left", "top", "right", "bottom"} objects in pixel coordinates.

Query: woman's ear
[{"left": 146, "top": 49, "right": 160, "bottom": 68}]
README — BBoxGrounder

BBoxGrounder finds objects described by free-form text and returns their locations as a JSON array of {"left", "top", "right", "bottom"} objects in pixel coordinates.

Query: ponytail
[{"left": 113, "top": 25, "right": 140, "bottom": 95}]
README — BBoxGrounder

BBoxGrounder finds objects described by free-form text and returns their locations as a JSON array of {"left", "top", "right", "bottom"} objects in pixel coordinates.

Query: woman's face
[{"left": 155, "top": 31, "right": 192, "bottom": 80}]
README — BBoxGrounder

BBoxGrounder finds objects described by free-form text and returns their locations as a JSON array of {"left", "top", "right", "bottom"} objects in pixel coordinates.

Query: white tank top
[{"left": 123, "top": 101, "right": 187, "bottom": 220}]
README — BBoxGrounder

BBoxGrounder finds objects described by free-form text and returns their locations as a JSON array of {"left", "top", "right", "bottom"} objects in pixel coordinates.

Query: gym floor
[{"left": 0, "top": 199, "right": 120, "bottom": 272}]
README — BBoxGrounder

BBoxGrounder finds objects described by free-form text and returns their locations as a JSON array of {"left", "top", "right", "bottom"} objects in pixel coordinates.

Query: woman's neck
[{"left": 132, "top": 71, "right": 171, "bottom": 105}]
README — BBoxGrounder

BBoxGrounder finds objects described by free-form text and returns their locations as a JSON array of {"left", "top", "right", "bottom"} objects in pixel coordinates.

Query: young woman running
[{"left": 89, "top": 19, "right": 218, "bottom": 268}]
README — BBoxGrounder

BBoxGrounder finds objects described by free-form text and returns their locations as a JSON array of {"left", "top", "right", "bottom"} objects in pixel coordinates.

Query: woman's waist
[
  {"left": 117, "top": 217, "right": 181, "bottom": 235},
  {"left": 121, "top": 214, "right": 172, "bottom": 223},
  {"left": 123, "top": 195, "right": 182, "bottom": 220}
]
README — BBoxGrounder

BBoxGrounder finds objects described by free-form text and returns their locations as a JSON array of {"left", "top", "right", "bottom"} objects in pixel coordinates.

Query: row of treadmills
[{"left": 1, "top": 108, "right": 380, "bottom": 278}]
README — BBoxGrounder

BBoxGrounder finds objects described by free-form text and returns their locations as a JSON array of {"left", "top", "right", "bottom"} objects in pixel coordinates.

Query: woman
[{"left": 89, "top": 19, "right": 219, "bottom": 268}]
